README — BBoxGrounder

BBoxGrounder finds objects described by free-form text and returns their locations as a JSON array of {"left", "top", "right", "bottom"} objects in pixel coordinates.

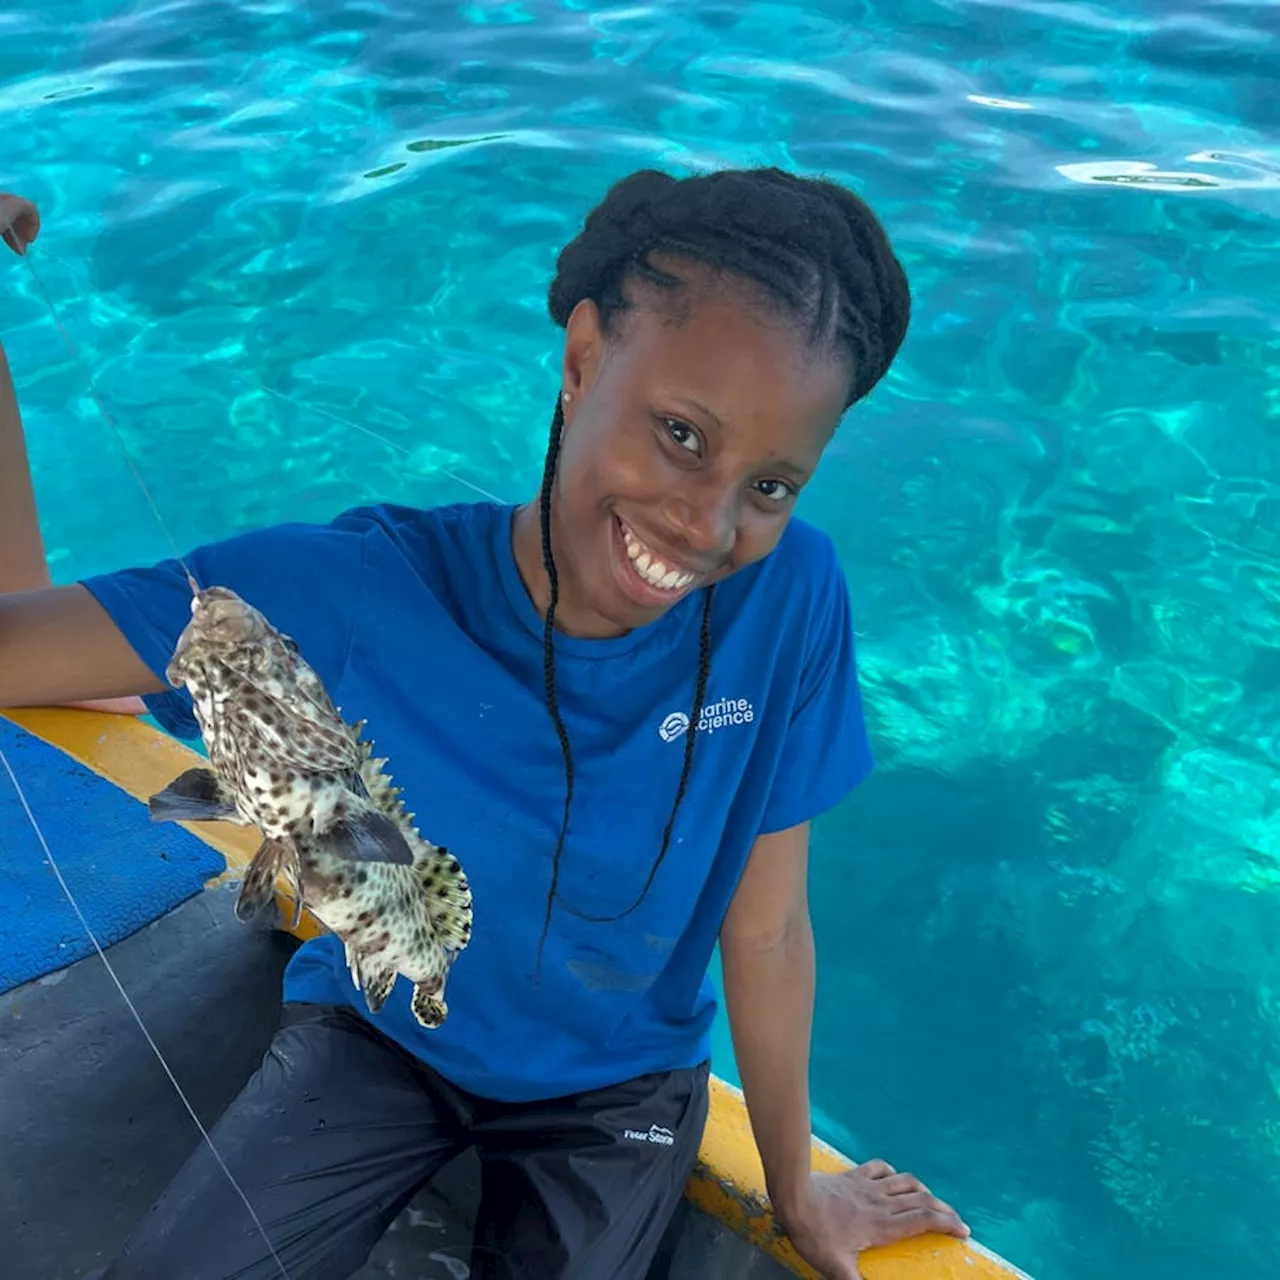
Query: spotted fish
[{"left": 147, "top": 585, "right": 472, "bottom": 1028}]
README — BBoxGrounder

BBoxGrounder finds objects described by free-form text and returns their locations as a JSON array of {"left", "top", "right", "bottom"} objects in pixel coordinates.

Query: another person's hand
[
  {"left": 0, "top": 195, "right": 40, "bottom": 256},
  {"left": 779, "top": 1160, "right": 970, "bottom": 1280}
]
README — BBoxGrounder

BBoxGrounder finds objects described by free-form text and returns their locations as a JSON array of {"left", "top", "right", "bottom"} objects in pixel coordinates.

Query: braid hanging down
[
  {"left": 533, "top": 396, "right": 715, "bottom": 965},
  {"left": 533, "top": 166, "right": 911, "bottom": 963}
]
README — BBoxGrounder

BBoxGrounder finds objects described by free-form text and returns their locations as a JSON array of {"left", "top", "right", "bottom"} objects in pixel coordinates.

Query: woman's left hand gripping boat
[{"left": 148, "top": 583, "right": 472, "bottom": 1028}]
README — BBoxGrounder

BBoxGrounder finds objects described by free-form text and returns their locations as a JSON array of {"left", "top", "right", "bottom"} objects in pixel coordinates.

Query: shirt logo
[
  {"left": 658, "top": 697, "right": 755, "bottom": 743},
  {"left": 658, "top": 712, "right": 690, "bottom": 743},
  {"left": 623, "top": 1124, "right": 676, "bottom": 1146}
]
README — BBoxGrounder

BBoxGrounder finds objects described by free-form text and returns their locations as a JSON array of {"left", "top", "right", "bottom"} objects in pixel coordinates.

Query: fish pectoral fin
[
  {"left": 148, "top": 767, "right": 240, "bottom": 823},
  {"left": 316, "top": 808, "right": 415, "bottom": 866},
  {"left": 235, "top": 837, "right": 292, "bottom": 922},
  {"left": 278, "top": 842, "right": 305, "bottom": 929}
]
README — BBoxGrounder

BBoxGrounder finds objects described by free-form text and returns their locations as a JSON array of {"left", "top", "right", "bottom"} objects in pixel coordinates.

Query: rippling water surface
[{"left": 3, "top": 2, "right": 1279, "bottom": 1277}]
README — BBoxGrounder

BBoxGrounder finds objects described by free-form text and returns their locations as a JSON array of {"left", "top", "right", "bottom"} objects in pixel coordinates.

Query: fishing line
[
  {"left": 154, "top": 330, "right": 508, "bottom": 507},
  {"left": 12, "top": 242, "right": 201, "bottom": 591},
  {"left": 0, "top": 747, "right": 293, "bottom": 1280},
  {"left": 257, "top": 384, "right": 508, "bottom": 506},
  {"left": 1, "top": 211, "right": 289, "bottom": 1277}
]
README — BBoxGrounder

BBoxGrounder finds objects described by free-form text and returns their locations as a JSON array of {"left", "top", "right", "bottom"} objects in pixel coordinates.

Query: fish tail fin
[{"left": 414, "top": 844, "right": 472, "bottom": 954}]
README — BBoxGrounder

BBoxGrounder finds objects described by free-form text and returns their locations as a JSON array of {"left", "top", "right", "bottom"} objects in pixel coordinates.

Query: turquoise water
[{"left": 3, "top": 1, "right": 1279, "bottom": 1276}]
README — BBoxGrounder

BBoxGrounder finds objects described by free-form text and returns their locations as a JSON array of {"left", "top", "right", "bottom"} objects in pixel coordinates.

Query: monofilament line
[
  {"left": 12, "top": 238, "right": 199, "bottom": 589},
  {"left": 0, "top": 746, "right": 292, "bottom": 1280}
]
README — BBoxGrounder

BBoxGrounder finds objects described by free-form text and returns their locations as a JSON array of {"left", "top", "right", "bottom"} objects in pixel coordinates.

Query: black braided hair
[{"left": 533, "top": 166, "right": 910, "bottom": 964}]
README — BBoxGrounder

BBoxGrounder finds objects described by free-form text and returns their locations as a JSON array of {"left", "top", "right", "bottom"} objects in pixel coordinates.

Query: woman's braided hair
[{"left": 533, "top": 166, "right": 910, "bottom": 962}]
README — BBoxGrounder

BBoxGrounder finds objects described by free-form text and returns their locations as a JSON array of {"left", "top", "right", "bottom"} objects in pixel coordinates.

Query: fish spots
[{"left": 161, "top": 584, "right": 473, "bottom": 1029}]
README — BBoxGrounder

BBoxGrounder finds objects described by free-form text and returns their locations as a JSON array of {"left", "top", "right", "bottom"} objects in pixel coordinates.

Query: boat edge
[{"left": 1, "top": 706, "right": 1033, "bottom": 1280}]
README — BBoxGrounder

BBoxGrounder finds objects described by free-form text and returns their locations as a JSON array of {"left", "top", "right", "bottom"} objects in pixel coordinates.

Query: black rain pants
[{"left": 94, "top": 1002, "right": 710, "bottom": 1280}]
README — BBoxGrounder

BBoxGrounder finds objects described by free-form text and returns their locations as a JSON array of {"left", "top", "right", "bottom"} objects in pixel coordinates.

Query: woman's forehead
[{"left": 613, "top": 286, "right": 849, "bottom": 421}]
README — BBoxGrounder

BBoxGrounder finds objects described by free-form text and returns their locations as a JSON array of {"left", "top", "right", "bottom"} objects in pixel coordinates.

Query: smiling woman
[{"left": 0, "top": 168, "right": 970, "bottom": 1280}]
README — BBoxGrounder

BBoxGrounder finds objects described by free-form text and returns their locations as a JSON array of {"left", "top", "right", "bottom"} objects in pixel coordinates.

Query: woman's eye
[
  {"left": 756, "top": 478, "right": 795, "bottom": 502},
  {"left": 663, "top": 419, "right": 701, "bottom": 454}
]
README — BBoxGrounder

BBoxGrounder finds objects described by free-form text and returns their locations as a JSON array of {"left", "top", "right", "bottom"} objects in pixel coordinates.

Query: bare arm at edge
[
  {"left": 2, "top": 341, "right": 149, "bottom": 716},
  {"left": 720, "top": 822, "right": 818, "bottom": 1220},
  {"left": 0, "top": 342, "right": 52, "bottom": 596},
  {"left": 0, "top": 584, "right": 167, "bottom": 710},
  {"left": 721, "top": 822, "right": 969, "bottom": 1277}
]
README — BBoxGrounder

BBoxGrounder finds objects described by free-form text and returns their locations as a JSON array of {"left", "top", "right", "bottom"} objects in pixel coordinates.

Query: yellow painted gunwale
[{"left": 2, "top": 705, "right": 1031, "bottom": 1280}]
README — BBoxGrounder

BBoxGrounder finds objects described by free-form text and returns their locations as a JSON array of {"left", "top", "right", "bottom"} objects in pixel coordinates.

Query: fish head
[
  {"left": 167, "top": 586, "right": 298, "bottom": 685},
  {"left": 187, "top": 586, "right": 272, "bottom": 647}
]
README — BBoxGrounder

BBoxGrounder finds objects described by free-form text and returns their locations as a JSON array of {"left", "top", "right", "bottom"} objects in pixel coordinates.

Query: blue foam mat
[{"left": 0, "top": 717, "right": 227, "bottom": 994}]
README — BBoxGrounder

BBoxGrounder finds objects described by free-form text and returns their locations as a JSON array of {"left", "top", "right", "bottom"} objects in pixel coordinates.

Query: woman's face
[{"left": 533, "top": 263, "right": 852, "bottom": 639}]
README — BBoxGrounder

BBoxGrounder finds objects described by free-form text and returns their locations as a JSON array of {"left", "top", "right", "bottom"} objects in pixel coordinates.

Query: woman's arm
[
  {"left": 2, "top": 194, "right": 149, "bottom": 714},
  {"left": 0, "top": 585, "right": 168, "bottom": 710},
  {"left": 721, "top": 822, "right": 969, "bottom": 1279},
  {"left": 720, "top": 823, "right": 819, "bottom": 1218},
  {"left": 0, "top": 341, "right": 52, "bottom": 596},
  {"left": 1, "top": 196, "right": 56, "bottom": 595},
  {"left": 0, "top": 352, "right": 151, "bottom": 713}
]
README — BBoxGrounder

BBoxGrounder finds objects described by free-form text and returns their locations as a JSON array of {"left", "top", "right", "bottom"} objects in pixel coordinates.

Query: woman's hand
[
  {"left": 0, "top": 195, "right": 40, "bottom": 256},
  {"left": 778, "top": 1161, "right": 970, "bottom": 1280}
]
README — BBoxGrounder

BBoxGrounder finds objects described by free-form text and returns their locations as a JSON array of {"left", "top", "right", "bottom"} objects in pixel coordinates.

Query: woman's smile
[{"left": 611, "top": 514, "right": 700, "bottom": 610}]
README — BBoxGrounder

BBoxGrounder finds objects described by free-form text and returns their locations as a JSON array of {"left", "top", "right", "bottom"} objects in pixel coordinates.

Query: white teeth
[{"left": 620, "top": 521, "right": 694, "bottom": 592}]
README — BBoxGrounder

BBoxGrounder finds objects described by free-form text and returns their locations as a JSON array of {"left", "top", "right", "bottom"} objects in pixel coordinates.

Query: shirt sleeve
[
  {"left": 758, "top": 531, "right": 875, "bottom": 835},
  {"left": 79, "top": 514, "right": 371, "bottom": 741}
]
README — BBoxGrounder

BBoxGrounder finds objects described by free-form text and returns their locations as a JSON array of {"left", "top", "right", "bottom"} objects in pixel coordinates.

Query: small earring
[{"left": 562, "top": 390, "right": 572, "bottom": 402}]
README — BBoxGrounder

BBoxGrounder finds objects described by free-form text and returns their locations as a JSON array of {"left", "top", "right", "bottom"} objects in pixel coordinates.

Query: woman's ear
[{"left": 560, "top": 298, "right": 605, "bottom": 416}]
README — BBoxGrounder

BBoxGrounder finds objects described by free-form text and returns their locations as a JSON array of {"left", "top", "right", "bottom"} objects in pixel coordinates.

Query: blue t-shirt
[{"left": 82, "top": 500, "right": 873, "bottom": 1102}]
